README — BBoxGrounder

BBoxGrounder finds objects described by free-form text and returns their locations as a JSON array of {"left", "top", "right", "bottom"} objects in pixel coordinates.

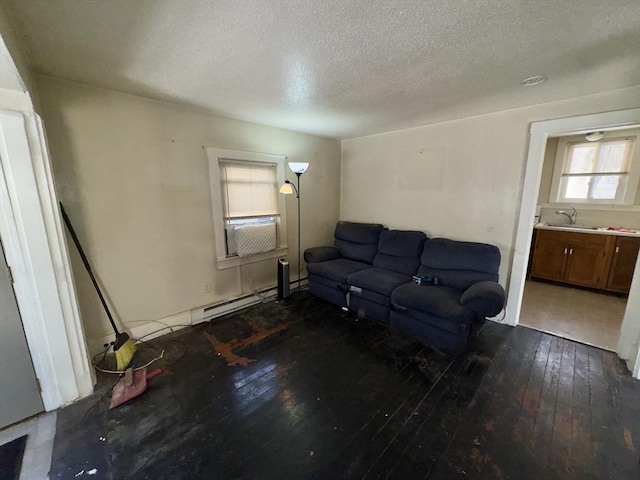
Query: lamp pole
[
  {"left": 295, "top": 172, "right": 302, "bottom": 293},
  {"left": 280, "top": 162, "right": 308, "bottom": 295}
]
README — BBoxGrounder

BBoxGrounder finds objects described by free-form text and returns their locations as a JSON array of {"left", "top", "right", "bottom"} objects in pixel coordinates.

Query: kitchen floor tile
[{"left": 519, "top": 280, "right": 626, "bottom": 351}]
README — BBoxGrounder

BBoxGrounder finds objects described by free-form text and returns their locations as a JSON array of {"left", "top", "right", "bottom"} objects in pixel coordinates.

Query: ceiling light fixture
[
  {"left": 521, "top": 75, "right": 547, "bottom": 86},
  {"left": 585, "top": 131, "right": 605, "bottom": 142}
]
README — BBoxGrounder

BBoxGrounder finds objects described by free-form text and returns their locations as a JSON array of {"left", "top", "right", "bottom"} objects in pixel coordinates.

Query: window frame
[
  {"left": 207, "top": 147, "right": 288, "bottom": 269},
  {"left": 549, "top": 135, "right": 639, "bottom": 206}
]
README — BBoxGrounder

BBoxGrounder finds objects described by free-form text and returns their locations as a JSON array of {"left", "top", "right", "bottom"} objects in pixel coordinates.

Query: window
[
  {"left": 551, "top": 136, "right": 638, "bottom": 204},
  {"left": 207, "top": 148, "right": 288, "bottom": 268},
  {"left": 219, "top": 160, "right": 278, "bottom": 256}
]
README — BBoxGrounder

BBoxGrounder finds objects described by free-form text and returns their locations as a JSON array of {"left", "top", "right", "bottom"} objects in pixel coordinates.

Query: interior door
[{"left": 0, "top": 239, "right": 44, "bottom": 428}]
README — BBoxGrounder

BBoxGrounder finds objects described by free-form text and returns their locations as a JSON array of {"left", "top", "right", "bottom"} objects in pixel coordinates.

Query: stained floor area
[
  {"left": 520, "top": 280, "right": 627, "bottom": 351},
  {"left": 51, "top": 293, "right": 639, "bottom": 479}
]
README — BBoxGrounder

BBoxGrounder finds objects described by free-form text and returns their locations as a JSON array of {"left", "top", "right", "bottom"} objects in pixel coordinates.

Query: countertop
[{"left": 535, "top": 223, "right": 640, "bottom": 238}]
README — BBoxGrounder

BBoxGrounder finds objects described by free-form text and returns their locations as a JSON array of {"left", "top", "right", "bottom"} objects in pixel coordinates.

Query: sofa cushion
[
  {"left": 307, "top": 258, "right": 371, "bottom": 283},
  {"left": 304, "top": 246, "right": 341, "bottom": 264},
  {"left": 417, "top": 238, "right": 500, "bottom": 290},
  {"left": 348, "top": 267, "right": 411, "bottom": 297},
  {"left": 372, "top": 230, "right": 427, "bottom": 275},
  {"left": 334, "top": 221, "right": 385, "bottom": 264},
  {"left": 391, "top": 283, "right": 474, "bottom": 326}
]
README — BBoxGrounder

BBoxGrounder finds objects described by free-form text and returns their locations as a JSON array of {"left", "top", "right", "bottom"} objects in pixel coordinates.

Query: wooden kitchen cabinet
[
  {"left": 529, "top": 231, "right": 569, "bottom": 282},
  {"left": 606, "top": 237, "right": 640, "bottom": 294},
  {"left": 564, "top": 233, "right": 615, "bottom": 288},
  {"left": 530, "top": 229, "right": 614, "bottom": 289}
]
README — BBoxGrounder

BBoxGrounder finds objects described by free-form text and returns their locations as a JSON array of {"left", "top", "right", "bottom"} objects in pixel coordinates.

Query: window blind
[
  {"left": 559, "top": 139, "right": 633, "bottom": 201},
  {"left": 563, "top": 140, "right": 631, "bottom": 176},
  {"left": 219, "top": 160, "right": 279, "bottom": 219}
]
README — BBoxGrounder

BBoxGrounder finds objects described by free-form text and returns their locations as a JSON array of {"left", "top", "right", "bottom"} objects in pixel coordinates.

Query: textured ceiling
[{"left": 4, "top": 0, "right": 640, "bottom": 138}]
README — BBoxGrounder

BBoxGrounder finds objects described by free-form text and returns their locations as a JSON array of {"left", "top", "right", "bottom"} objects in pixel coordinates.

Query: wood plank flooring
[{"left": 50, "top": 293, "right": 639, "bottom": 479}]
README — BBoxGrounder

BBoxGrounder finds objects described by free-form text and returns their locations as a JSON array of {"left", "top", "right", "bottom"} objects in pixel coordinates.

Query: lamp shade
[
  {"left": 279, "top": 183, "right": 295, "bottom": 195},
  {"left": 288, "top": 162, "right": 309, "bottom": 174}
]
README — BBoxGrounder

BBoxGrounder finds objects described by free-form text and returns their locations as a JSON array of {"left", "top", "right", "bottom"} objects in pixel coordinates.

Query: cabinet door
[
  {"left": 530, "top": 230, "right": 568, "bottom": 281},
  {"left": 564, "top": 234, "right": 613, "bottom": 288},
  {"left": 606, "top": 237, "right": 640, "bottom": 294}
]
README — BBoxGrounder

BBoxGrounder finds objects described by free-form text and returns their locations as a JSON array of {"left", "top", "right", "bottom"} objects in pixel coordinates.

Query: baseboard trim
[{"left": 87, "top": 277, "right": 308, "bottom": 355}]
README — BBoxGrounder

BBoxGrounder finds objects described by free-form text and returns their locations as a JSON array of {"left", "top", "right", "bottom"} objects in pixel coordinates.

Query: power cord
[
  {"left": 493, "top": 306, "right": 507, "bottom": 323},
  {"left": 92, "top": 348, "right": 165, "bottom": 375},
  {"left": 92, "top": 324, "right": 192, "bottom": 374}
]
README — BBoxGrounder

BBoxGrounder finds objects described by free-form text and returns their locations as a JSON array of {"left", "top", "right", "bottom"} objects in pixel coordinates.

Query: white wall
[
  {"left": 36, "top": 75, "right": 341, "bottom": 353},
  {"left": 341, "top": 85, "right": 640, "bottom": 291}
]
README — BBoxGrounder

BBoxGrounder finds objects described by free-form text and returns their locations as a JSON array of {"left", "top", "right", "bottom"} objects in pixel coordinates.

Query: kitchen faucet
[{"left": 555, "top": 206, "right": 577, "bottom": 224}]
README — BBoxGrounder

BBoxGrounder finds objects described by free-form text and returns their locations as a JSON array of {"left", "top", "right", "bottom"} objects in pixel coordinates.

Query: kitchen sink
[{"left": 545, "top": 223, "right": 602, "bottom": 230}]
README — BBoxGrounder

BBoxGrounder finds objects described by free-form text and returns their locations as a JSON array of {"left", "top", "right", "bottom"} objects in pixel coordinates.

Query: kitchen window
[{"left": 550, "top": 136, "right": 638, "bottom": 205}]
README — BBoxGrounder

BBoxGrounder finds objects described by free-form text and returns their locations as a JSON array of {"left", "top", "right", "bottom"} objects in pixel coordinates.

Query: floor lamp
[{"left": 279, "top": 162, "right": 309, "bottom": 293}]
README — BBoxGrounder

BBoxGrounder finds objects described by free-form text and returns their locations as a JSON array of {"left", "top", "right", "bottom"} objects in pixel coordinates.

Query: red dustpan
[{"left": 110, "top": 367, "right": 163, "bottom": 409}]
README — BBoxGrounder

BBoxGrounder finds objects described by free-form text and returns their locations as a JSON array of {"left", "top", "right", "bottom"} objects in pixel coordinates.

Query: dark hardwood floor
[{"left": 51, "top": 292, "right": 640, "bottom": 479}]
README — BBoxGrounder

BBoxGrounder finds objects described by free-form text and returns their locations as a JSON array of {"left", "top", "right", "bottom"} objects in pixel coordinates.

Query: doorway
[
  {"left": 518, "top": 127, "right": 639, "bottom": 351},
  {"left": 506, "top": 108, "right": 640, "bottom": 375}
]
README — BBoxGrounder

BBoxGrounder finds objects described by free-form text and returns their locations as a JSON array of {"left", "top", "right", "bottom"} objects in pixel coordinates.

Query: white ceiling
[{"left": 4, "top": 0, "right": 640, "bottom": 139}]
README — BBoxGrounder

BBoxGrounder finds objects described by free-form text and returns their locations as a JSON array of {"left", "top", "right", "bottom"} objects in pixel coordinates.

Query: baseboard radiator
[
  {"left": 190, "top": 277, "right": 308, "bottom": 325},
  {"left": 91, "top": 278, "right": 308, "bottom": 355}
]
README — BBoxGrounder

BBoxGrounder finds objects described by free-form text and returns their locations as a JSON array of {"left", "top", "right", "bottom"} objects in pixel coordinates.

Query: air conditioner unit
[{"left": 225, "top": 222, "right": 277, "bottom": 257}]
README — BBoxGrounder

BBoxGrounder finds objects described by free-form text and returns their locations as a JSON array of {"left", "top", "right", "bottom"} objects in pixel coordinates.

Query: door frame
[
  {"left": 0, "top": 106, "right": 94, "bottom": 410},
  {"left": 506, "top": 108, "right": 640, "bottom": 377}
]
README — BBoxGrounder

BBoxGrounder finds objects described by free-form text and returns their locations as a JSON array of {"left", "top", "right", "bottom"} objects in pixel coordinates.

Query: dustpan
[{"left": 110, "top": 367, "right": 163, "bottom": 409}]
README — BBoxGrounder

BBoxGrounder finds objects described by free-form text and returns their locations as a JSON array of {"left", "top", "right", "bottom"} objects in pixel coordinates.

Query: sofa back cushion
[
  {"left": 334, "top": 221, "right": 386, "bottom": 264},
  {"left": 417, "top": 238, "right": 500, "bottom": 290},
  {"left": 373, "top": 230, "right": 427, "bottom": 275}
]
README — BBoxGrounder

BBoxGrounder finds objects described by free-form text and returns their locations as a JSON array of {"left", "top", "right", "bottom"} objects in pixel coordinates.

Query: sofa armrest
[
  {"left": 460, "top": 281, "right": 505, "bottom": 318},
  {"left": 304, "top": 246, "right": 341, "bottom": 264}
]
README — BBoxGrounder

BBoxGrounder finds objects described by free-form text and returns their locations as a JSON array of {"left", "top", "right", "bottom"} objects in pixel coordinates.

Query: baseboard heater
[{"left": 191, "top": 277, "right": 308, "bottom": 324}]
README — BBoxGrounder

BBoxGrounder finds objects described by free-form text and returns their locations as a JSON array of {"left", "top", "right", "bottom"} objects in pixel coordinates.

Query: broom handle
[{"left": 59, "top": 202, "right": 121, "bottom": 336}]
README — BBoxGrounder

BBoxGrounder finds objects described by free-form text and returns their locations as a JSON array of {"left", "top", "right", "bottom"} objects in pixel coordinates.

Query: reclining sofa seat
[
  {"left": 348, "top": 230, "right": 427, "bottom": 324},
  {"left": 305, "top": 221, "right": 386, "bottom": 308},
  {"left": 390, "top": 238, "right": 505, "bottom": 355}
]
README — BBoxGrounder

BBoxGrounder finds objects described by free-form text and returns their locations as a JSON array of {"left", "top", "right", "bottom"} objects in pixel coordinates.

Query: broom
[{"left": 59, "top": 202, "right": 137, "bottom": 370}]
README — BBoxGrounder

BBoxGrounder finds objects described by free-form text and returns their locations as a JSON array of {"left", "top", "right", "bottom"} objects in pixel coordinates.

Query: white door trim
[
  {"left": 507, "top": 108, "right": 640, "bottom": 377},
  {"left": 0, "top": 109, "right": 94, "bottom": 410}
]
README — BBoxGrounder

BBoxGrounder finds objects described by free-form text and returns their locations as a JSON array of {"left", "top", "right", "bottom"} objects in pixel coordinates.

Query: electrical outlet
[{"left": 204, "top": 282, "right": 213, "bottom": 294}]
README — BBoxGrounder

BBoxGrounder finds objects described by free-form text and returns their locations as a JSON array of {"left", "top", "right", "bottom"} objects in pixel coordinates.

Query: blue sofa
[
  {"left": 305, "top": 221, "right": 386, "bottom": 308},
  {"left": 304, "top": 221, "right": 505, "bottom": 355}
]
